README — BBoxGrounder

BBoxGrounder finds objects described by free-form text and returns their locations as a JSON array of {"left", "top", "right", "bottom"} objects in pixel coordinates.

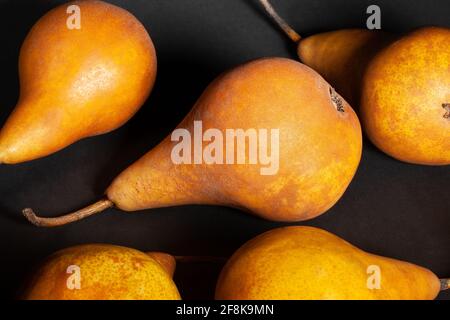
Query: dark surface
[{"left": 0, "top": 0, "right": 449, "bottom": 300}]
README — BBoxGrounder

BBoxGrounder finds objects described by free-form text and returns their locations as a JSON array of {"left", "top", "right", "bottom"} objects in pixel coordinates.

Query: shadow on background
[{"left": 0, "top": 0, "right": 448, "bottom": 301}]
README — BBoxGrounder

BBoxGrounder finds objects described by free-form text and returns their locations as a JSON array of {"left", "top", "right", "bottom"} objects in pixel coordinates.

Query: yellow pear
[
  {"left": 216, "top": 226, "right": 448, "bottom": 300},
  {"left": 22, "top": 244, "right": 180, "bottom": 300},
  {"left": 0, "top": 0, "right": 156, "bottom": 164},
  {"left": 258, "top": 0, "right": 450, "bottom": 165}
]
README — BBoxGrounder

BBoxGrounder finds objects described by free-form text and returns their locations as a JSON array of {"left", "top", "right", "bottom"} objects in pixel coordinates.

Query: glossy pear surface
[
  {"left": 215, "top": 226, "right": 441, "bottom": 300},
  {"left": 22, "top": 244, "right": 180, "bottom": 300},
  {"left": 0, "top": 0, "right": 157, "bottom": 164},
  {"left": 106, "top": 58, "right": 362, "bottom": 222}
]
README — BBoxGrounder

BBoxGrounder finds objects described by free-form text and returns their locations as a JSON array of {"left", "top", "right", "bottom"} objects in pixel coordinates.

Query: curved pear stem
[
  {"left": 258, "top": 0, "right": 301, "bottom": 42},
  {"left": 174, "top": 256, "right": 227, "bottom": 263},
  {"left": 441, "top": 279, "right": 450, "bottom": 291},
  {"left": 22, "top": 198, "right": 114, "bottom": 227}
]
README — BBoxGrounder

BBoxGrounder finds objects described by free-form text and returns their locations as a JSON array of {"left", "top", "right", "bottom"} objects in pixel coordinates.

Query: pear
[
  {"left": 0, "top": 0, "right": 157, "bottom": 164},
  {"left": 258, "top": 0, "right": 450, "bottom": 165},
  {"left": 21, "top": 244, "right": 180, "bottom": 300},
  {"left": 23, "top": 57, "right": 362, "bottom": 226},
  {"left": 215, "top": 226, "right": 449, "bottom": 300}
]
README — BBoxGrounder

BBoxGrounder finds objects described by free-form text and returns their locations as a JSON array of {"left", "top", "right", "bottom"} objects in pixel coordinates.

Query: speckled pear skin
[
  {"left": 0, "top": 0, "right": 157, "bottom": 164},
  {"left": 298, "top": 27, "right": 450, "bottom": 165},
  {"left": 360, "top": 27, "right": 450, "bottom": 165},
  {"left": 22, "top": 244, "right": 181, "bottom": 300},
  {"left": 297, "top": 29, "right": 395, "bottom": 107},
  {"left": 106, "top": 57, "right": 362, "bottom": 222},
  {"left": 215, "top": 226, "right": 441, "bottom": 300}
]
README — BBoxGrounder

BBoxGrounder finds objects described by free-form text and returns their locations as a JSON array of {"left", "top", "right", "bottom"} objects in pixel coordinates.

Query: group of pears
[
  {"left": 0, "top": 0, "right": 447, "bottom": 300},
  {"left": 23, "top": 227, "right": 449, "bottom": 300}
]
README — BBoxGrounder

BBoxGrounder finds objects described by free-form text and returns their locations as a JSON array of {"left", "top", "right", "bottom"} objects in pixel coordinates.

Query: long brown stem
[
  {"left": 258, "top": 0, "right": 301, "bottom": 42},
  {"left": 22, "top": 198, "right": 114, "bottom": 227},
  {"left": 174, "top": 256, "right": 227, "bottom": 263},
  {"left": 441, "top": 279, "right": 450, "bottom": 291}
]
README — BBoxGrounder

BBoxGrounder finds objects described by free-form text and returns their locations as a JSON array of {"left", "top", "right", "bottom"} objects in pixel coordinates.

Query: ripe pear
[
  {"left": 215, "top": 226, "right": 449, "bottom": 300},
  {"left": 23, "top": 57, "right": 362, "bottom": 226},
  {"left": 22, "top": 244, "right": 180, "bottom": 300},
  {"left": 258, "top": 0, "right": 450, "bottom": 165},
  {"left": 0, "top": 0, "right": 157, "bottom": 164}
]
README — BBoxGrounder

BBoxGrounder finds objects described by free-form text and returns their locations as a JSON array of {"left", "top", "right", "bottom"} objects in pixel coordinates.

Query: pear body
[
  {"left": 215, "top": 226, "right": 441, "bottom": 300},
  {"left": 106, "top": 58, "right": 362, "bottom": 222},
  {"left": 22, "top": 244, "right": 180, "bottom": 300},
  {"left": 297, "top": 29, "right": 394, "bottom": 107},
  {"left": 360, "top": 27, "right": 450, "bottom": 165},
  {"left": 0, "top": 0, "right": 157, "bottom": 164},
  {"left": 298, "top": 27, "right": 450, "bottom": 165}
]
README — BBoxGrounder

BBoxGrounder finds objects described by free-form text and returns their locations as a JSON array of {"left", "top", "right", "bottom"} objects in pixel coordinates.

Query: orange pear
[
  {"left": 0, "top": 0, "right": 157, "bottom": 164},
  {"left": 23, "top": 57, "right": 362, "bottom": 226},
  {"left": 216, "top": 226, "right": 449, "bottom": 300},
  {"left": 22, "top": 244, "right": 180, "bottom": 300},
  {"left": 258, "top": 0, "right": 449, "bottom": 165}
]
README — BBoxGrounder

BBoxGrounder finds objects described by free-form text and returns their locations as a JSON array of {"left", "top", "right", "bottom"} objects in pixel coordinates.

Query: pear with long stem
[
  {"left": 24, "top": 57, "right": 362, "bottom": 227},
  {"left": 258, "top": 0, "right": 450, "bottom": 165}
]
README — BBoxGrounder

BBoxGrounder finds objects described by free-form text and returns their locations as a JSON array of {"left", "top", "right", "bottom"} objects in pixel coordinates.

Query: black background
[{"left": 0, "top": 0, "right": 449, "bottom": 300}]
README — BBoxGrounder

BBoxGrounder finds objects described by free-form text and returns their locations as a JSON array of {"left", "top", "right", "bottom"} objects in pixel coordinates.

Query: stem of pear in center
[
  {"left": 22, "top": 198, "right": 114, "bottom": 227},
  {"left": 175, "top": 256, "right": 227, "bottom": 263},
  {"left": 258, "top": 0, "right": 301, "bottom": 42}
]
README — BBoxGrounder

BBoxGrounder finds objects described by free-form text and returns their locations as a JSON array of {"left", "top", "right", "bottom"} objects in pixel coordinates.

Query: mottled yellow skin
[
  {"left": 216, "top": 226, "right": 441, "bottom": 300},
  {"left": 22, "top": 244, "right": 180, "bottom": 300},
  {"left": 106, "top": 58, "right": 362, "bottom": 222},
  {"left": 361, "top": 27, "right": 450, "bottom": 165},
  {"left": 298, "top": 27, "right": 449, "bottom": 165},
  {"left": 0, "top": 0, "right": 157, "bottom": 164}
]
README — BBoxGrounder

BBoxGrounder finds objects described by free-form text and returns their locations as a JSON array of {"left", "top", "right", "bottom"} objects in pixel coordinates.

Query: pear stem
[
  {"left": 22, "top": 198, "right": 114, "bottom": 227},
  {"left": 258, "top": 0, "right": 301, "bottom": 42},
  {"left": 441, "top": 279, "right": 450, "bottom": 291},
  {"left": 174, "top": 256, "right": 227, "bottom": 263}
]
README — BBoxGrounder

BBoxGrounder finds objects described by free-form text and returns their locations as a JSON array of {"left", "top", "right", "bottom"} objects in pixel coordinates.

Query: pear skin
[
  {"left": 258, "top": 0, "right": 450, "bottom": 165},
  {"left": 297, "top": 29, "right": 395, "bottom": 107},
  {"left": 22, "top": 244, "right": 180, "bottom": 300},
  {"left": 299, "top": 27, "right": 450, "bottom": 165},
  {"left": 215, "top": 226, "right": 444, "bottom": 300},
  {"left": 0, "top": 0, "right": 157, "bottom": 164},
  {"left": 360, "top": 27, "right": 450, "bottom": 165},
  {"left": 147, "top": 252, "right": 177, "bottom": 278},
  {"left": 106, "top": 58, "right": 362, "bottom": 222},
  {"left": 24, "top": 57, "right": 362, "bottom": 226}
]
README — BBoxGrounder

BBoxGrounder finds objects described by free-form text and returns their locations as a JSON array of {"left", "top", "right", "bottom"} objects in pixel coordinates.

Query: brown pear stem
[
  {"left": 258, "top": 0, "right": 301, "bottom": 42},
  {"left": 441, "top": 279, "right": 450, "bottom": 291},
  {"left": 22, "top": 198, "right": 114, "bottom": 227},
  {"left": 174, "top": 256, "right": 227, "bottom": 263}
]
